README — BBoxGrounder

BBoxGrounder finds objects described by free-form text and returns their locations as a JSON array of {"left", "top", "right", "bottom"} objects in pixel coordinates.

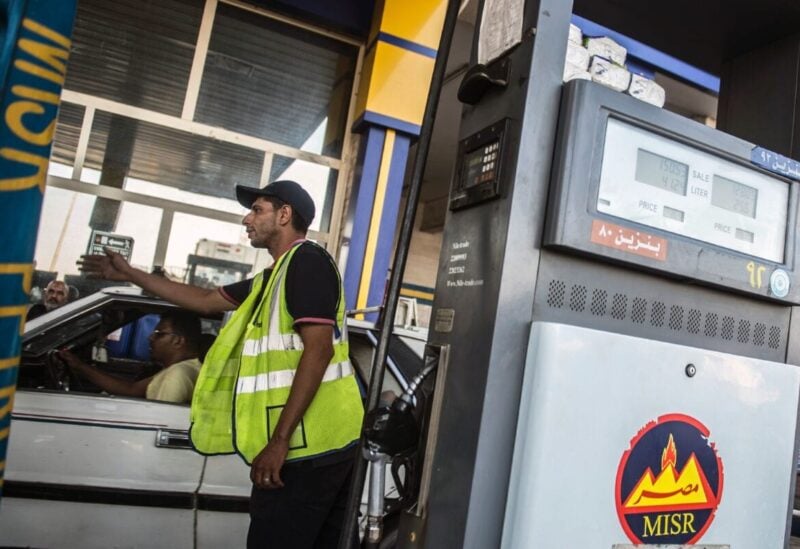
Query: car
[{"left": 0, "top": 286, "right": 427, "bottom": 548}]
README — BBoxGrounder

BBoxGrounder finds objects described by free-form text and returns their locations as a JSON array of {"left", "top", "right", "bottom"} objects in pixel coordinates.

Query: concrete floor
[{"left": 791, "top": 537, "right": 800, "bottom": 548}]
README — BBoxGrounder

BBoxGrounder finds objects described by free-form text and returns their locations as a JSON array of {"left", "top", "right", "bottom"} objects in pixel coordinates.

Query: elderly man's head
[{"left": 44, "top": 280, "right": 70, "bottom": 311}]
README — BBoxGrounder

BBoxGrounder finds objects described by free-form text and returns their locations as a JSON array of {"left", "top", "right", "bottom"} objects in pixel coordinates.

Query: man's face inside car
[
  {"left": 148, "top": 320, "right": 181, "bottom": 366},
  {"left": 44, "top": 281, "right": 68, "bottom": 310}
]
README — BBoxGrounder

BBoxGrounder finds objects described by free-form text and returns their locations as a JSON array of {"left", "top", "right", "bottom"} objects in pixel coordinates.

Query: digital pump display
[
  {"left": 711, "top": 175, "right": 758, "bottom": 219},
  {"left": 596, "top": 118, "right": 789, "bottom": 263}
]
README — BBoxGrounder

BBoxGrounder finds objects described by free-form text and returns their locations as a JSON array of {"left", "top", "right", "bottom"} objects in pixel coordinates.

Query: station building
[{"left": 29, "top": 0, "right": 717, "bottom": 328}]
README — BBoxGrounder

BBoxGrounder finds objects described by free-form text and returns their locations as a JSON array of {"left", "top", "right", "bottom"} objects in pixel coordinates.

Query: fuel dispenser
[{"left": 398, "top": 1, "right": 800, "bottom": 548}]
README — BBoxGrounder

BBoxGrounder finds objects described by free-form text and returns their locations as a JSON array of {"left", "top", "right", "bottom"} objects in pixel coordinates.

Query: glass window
[
  {"left": 86, "top": 112, "right": 264, "bottom": 199},
  {"left": 115, "top": 202, "right": 163, "bottom": 272},
  {"left": 48, "top": 161, "right": 75, "bottom": 179},
  {"left": 41, "top": 1, "right": 354, "bottom": 305},
  {"left": 65, "top": 0, "right": 203, "bottom": 116},
  {"left": 34, "top": 190, "right": 162, "bottom": 277},
  {"left": 50, "top": 102, "right": 84, "bottom": 169},
  {"left": 195, "top": 3, "right": 358, "bottom": 157},
  {"left": 34, "top": 188, "right": 96, "bottom": 277},
  {"left": 124, "top": 178, "right": 244, "bottom": 215},
  {"left": 163, "top": 213, "right": 249, "bottom": 281}
]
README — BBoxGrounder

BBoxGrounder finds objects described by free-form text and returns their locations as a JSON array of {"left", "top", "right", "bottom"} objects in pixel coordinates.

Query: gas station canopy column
[{"left": 343, "top": 0, "right": 447, "bottom": 318}]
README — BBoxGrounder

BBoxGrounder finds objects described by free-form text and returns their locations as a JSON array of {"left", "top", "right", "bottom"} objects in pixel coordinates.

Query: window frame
[{"left": 46, "top": 0, "right": 364, "bottom": 274}]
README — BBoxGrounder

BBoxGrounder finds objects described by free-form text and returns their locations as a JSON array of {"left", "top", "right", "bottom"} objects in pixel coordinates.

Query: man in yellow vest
[{"left": 80, "top": 180, "right": 364, "bottom": 548}]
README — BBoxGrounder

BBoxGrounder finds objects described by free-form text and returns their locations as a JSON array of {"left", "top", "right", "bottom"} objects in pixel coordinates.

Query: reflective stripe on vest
[
  {"left": 236, "top": 361, "right": 354, "bottom": 394},
  {"left": 242, "top": 333, "right": 304, "bottom": 355}
]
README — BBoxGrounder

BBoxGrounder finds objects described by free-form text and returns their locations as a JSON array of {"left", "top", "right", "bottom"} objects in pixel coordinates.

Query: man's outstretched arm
[{"left": 78, "top": 248, "right": 236, "bottom": 315}]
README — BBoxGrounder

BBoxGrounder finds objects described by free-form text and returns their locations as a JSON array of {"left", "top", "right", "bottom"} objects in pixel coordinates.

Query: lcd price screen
[
  {"left": 461, "top": 148, "right": 484, "bottom": 189},
  {"left": 634, "top": 148, "right": 689, "bottom": 196},
  {"left": 461, "top": 144, "right": 496, "bottom": 189},
  {"left": 711, "top": 175, "right": 758, "bottom": 218}
]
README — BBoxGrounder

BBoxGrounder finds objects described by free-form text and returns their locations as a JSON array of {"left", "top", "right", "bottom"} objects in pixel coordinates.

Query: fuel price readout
[
  {"left": 635, "top": 149, "right": 689, "bottom": 196},
  {"left": 597, "top": 118, "right": 788, "bottom": 263}
]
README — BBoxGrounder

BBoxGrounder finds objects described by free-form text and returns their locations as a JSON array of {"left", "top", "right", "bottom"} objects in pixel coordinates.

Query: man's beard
[
  {"left": 44, "top": 300, "right": 60, "bottom": 311},
  {"left": 248, "top": 236, "right": 269, "bottom": 249}
]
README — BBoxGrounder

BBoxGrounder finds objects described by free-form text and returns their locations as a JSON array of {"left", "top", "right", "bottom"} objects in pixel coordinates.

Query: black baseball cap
[{"left": 235, "top": 180, "right": 315, "bottom": 224}]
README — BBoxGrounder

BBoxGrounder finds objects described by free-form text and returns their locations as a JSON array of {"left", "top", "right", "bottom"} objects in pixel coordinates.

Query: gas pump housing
[{"left": 404, "top": 1, "right": 800, "bottom": 548}]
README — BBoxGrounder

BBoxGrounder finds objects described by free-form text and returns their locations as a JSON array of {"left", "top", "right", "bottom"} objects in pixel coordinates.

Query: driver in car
[{"left": 59, "top": 311, "right": 203, "bottom": 404}]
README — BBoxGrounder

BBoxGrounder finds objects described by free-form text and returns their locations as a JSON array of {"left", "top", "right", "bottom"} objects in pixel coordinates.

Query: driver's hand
[
  {"left": 58, "top": 349, "right": 85, "bottom": 370},
  {"left": 77, "top": 248, "right": 132, "bottom": 281}
]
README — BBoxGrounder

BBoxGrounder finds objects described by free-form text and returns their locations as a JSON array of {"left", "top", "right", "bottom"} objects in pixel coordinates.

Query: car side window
[
  {"left": 20, "top": 302, "right": 220, "bottom": 402},
  {"left": 75, "top": 314, "right": 163, "bottom": 393}
]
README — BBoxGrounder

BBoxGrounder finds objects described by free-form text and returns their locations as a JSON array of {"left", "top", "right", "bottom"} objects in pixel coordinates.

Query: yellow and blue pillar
[
  {"left": 0, "top": 0, "right": 78, "bottom": 496},
  {"left": 344, "top": 0, "right": 446, "bottom": 316}
]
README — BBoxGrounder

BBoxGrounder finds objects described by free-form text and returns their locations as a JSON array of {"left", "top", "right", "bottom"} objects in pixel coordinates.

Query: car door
[
  {"left": 0, "top": 390, "right": 204, "bottom": 549},
  {"left": 195, "top": 454, "right": 251, "bottom": 549}
]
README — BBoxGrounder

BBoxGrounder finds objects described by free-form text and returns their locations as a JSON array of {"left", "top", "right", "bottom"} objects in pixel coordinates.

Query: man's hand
[
  {"left": 77, "top": 248, "right": 133, "bottom": 281},
  {"left": 250, "top": 436, "right": 290, "bottom": 490},
  {"left": 58, "top": 349, "right": 89, "bottom": 373},
  {"left": 57, "top": 349, "right": 90, "bottom": 383}
]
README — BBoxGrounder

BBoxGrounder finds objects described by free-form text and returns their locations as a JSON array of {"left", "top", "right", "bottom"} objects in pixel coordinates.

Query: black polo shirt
[{"left": 219, "top": 241, "right": 340, "bottom": 326}]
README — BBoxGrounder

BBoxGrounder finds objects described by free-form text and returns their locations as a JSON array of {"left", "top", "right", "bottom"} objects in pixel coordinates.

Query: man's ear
[{"left": 277, "top": 204, "right": 293, "bottom": 227}]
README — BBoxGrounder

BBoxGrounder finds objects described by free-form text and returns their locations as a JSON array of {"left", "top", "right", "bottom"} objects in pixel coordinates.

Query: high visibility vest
[{"left": 189, "top": 241, "right": 364, "bottom": 463}]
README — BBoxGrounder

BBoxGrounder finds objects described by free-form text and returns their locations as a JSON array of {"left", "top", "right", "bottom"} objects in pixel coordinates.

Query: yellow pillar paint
[
  {"left": 355, "top": 0, "right": 447, "bottom": 128},
  {"left": 378, "top": 0, "right": 448, "bottom": 50},
  {"left": 356, "top": 129, "right": 396, "bottom": 314}
]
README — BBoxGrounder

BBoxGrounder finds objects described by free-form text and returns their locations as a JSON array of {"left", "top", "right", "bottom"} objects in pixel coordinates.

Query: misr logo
[{"left": 615, "top": 414, "right": 724, "bottom": 544}]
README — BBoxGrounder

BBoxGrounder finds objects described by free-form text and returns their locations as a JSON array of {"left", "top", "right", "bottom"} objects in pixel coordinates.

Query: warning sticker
[
  {"left": 591, "top": 219, "right": 667, "bottom": 261},
  {"left": 615, "top": 414, "right": 724, "bottom": 545}
]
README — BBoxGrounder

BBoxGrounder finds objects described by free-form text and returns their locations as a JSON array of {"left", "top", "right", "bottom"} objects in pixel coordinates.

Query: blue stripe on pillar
[
  {"left": 365, "top": 132, "right": 411, "bottom": 317},
  {"left": 343, "top": 126, "right": 386, "bottom": 310},
  {"left": 377, "top": 32, "right": 438, "bottom": 58},
  {"left": 362, "top": 111, "right": 422, "bottom": 137}
]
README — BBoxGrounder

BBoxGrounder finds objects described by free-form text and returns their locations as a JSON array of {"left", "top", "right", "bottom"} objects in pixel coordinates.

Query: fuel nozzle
[
  {"left": 393, "top": 353, "right": 437, "bottom": 414},
  {"left": 363, "top": 397, "right": 419, "bottom": 458},
  {"left": 361, "top": 351, "right": 440, "bottom": 547},
  {"left": 363, "top": 354, "right": 438, "bottom": 457}
]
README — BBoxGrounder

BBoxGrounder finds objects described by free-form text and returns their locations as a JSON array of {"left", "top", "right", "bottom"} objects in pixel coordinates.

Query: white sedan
[{"left": 0, "top": 287, "right": 426, "bottom": 548}]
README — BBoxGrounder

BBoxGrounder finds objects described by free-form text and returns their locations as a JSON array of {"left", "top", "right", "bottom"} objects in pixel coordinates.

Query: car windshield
[{"left": 23, "top": 311, "right": 104, "bottom": 357}]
